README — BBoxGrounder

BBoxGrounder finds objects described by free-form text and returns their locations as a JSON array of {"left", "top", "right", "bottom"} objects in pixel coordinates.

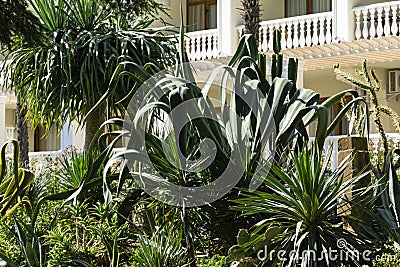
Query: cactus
[
  {"left": 273, "top": 29, "right": 281, "bottom": 54},
  {"left": 264, "top": 226, "right": 282, "bottom": 244},
  {"left": 228, "top": 245, "right": 246, "bottom": 260},
  {"left": 258, "top": 53, "right": 267, "bottom": 79},
  {"left": 270, "top": 29, "right": 296, "bottom": 86},
  {"left": 237, "top": 228, "right": 250, "bottom": 246}
]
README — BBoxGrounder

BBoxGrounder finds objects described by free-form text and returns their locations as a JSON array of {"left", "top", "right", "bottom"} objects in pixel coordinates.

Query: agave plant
[
  {"left": 233, "top": 145, "right": 375, "bottom": 266},
  {"left": 0, "top": 140, "right": 34, "bottom": 219},
  {"left": 96, "top": 27, "right": 371, "bottom": 257},
  {"left": 376, "top": 149, "right": 400, "bottom": 242}
]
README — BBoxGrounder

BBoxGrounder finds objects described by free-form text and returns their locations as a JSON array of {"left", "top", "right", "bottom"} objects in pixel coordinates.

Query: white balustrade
[
  {"left": 239, "top": 12, "right": 333, "bottom": 52},
  {"left": 354, "top": 1, "right": 400, "bottom": 40},
  {"left": 5, "top": 127, "right": 15, "bottom": 154},
  {"left": 185, "top": 29, "right": 219, "bottom": 61}
]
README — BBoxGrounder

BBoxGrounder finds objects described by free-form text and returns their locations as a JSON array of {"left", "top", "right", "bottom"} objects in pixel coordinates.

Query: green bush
[
  {"left": 374, "top": 244, "right": 400, "bottom": 267},
  {"left": 197, "top": 255, "right": 227, "bottom": 267}
]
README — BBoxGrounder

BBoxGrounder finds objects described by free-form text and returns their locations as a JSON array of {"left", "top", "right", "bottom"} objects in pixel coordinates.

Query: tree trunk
[
  {"left": 84, "top": 108, "right": 103, "bottom": 150},
  {"left": 241, "top": 0, "right": 261, "bottom": 42},
  {"left": 16, "top": 97, "right": 29, "bottom": 167}
]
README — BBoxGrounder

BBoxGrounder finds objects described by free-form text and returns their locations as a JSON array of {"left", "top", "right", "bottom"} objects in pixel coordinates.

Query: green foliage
[
  {"left": 374, "top": 244, "right": 400, "bottom": 267},
  {"left": 197, "top": 255, "right": 227, "bottom": 267},
  {"left": 0, "top": 140, "right": 34, "bottom": 219},
  {"left": 56, "top": 149, "right": 92, "bottom": 191},
  {"left": 233, "top": 145, "right": 374, "bottom": 266},
  {"left": 377, "top": 149, "right": 400, "bottom": 243},
  {"left": 0, "top": 0, "right": 42, "bottom": 46},
  {"left": 100, "top": 0, "right": 169, "bottom": 18},
  {"left": 132, "top": 231, "right": 187, "bottom": 267},
  {"left": 0, "top": 220, "right": 23, "bottom": 265},
  {"left": 2, "top": 0, "right": 176, "bottom": 146}
]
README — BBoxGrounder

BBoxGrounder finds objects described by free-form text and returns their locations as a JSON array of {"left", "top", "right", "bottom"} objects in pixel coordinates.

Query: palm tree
[
  {"left": 240, "top": 0, "right": 261, "bottom": 42},
  {"left": 3, "top": 0, "right": 176, "bottom": 150},
  {"left": 0, "top": 0, "right": 42, "bottom": 164}
]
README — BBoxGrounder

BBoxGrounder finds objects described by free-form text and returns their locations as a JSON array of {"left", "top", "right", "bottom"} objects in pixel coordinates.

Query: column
[
  {"left": 297, "top": 60, "right": 305, "bottom": 89},
  {"left": 217, "top": 0, "right": 242, "bottom": 57},
  {"left": 337, "top": 136, "right": 371, "bottom": 232},
  {"left": 0, "top": 96, "right": 6, "bottom": 146},
  {"left": 332, "top": 0, "right": 357, "bottom": 42},
  {"left": 60, "top": 122, "right": 73, "bottom": 150}
]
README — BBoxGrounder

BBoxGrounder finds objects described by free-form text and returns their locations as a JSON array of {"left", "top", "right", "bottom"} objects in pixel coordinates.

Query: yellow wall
[
  {"left": 352, "top": 0, "right": 399, "bottom": 6},
  {"left": 304, "top": 66, "right": 400, "bottom": 135},
  {"left": 260, "top": 0, "right": 285, "bottom": 21},
  {"left": 5, "top": 109, "right": 15, "bottom": 127},
  {"left": 153, "top": 0, "right": 187, "bottom": 28},
  {"left": 154, "top": 0, "right": 285, "bottom": 28}
]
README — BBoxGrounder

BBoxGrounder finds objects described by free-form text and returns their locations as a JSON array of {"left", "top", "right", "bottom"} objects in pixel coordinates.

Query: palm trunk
[
  {"left": 16, "top": 97, "right": 29, "bottom": 167},
  {"left": 84, "top": 108, "right": 103, "bottom": 150},
  {"left": 241, "top": 0, "right": 261, "bottom": 42}
]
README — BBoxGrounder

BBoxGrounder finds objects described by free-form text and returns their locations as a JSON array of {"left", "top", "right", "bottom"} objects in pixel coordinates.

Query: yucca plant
[
  {"left": 56, "top": 149, "right": 92, "bottom": 192},
  {"left": 233, "top": 145, "right": 375, "bottom": 266}
]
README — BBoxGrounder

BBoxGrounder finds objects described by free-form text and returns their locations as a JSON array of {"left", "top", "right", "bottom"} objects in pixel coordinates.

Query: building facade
[
  {"left": 2, "top": 0, "right": 400, "bottom": 152},
  {"left": 162, "top": 0, "right": 400, "bottom": 135}
]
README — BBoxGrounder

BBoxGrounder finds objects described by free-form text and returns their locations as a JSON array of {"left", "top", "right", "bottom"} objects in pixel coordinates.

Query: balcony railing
[
  {"left": 5, "top": 127, "right": 15, "bottom": 154},
  {"left": 185, "top": 29, "right": 219, "bottom": 61},
  {"left": 238, "top": 12, "right": 333, "bottom": 52},
  {"left": 353, "top": 1, "right": 400, "bottom": 40}
]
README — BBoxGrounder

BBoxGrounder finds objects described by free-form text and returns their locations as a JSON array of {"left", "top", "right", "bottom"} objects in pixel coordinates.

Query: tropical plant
[
  {"left": 0, "top": 140, "right": 34, "bottom": 219},
  {"left": 239, "top": 0, "right": 261, "bottom": 42},
  {"left": 233, "top": 145, "right": 376, "bottom": 266},
  {"left": 56, "top": 149, "right": 91, "bottom": 191},
  {"left": 99, "top": 0, "right": 169, "bottom": 18},
  {"left": 0, "top": 0, "right": 41, "bottom": 46},
  {"left": 376, "top": 149, "right": 400, "bottom": 243},
  {"left": 95, "top": 31, "right": 370, "bottom": 267},
  {"left": 0, "top": 0, "right": 39, "bottom": 164},
  {"left": 132, "top": 230, "right": 188, "bottom": 267},
  {"left": 335, "top": 62, "right": 400, "bottom": 247},
  {"left": 2, "top": 0, "right": 177, "bottom": 149}
]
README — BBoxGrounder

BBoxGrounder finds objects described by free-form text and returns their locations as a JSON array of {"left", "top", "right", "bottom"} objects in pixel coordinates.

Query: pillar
[
  {"left": 337, "top": 136, "right": 371, "bottom": 231},
  {"left": 217, "top": 0, "right": 241, "bottom": 57},
  {"left": 0, "top": 96, "right": 6, "bottom": 146},
  {"left": 332, "top": 0, "right": 357, "bottom": 42}
]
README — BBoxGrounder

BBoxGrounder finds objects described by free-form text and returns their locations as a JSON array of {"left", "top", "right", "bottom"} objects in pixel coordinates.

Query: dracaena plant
[
  {"left": 233, "top": 145, "right": 376, "bottom": 267},
  {"left": 2, "top": 0, "right": 177, "bottom": 149}
]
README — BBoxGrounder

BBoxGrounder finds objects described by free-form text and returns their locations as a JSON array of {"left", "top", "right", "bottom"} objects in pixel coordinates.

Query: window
[
  {"left": 285, "top": 0, "right": 331, "bottom": 18},
  {"left": 187, "top": 0, "right": 217, "bottom": 32}
]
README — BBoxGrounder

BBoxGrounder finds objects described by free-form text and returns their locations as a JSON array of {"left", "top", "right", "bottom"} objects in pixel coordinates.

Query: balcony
[
  {"left": 184, "top": 29, "right": 219, "bottom": 61},
  {"left": 237, "top": 12, "right": 333, "bottom": 53},
  {"left": 182, "top": 1, "right": 400, "bottom": 72}
]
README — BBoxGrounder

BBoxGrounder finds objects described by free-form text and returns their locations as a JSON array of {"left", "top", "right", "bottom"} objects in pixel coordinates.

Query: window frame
[
  {"left": 186, "top": 0, "right": 217, "bottom": 31},
  {"left": 285, "top": 0, "right": 332, "bottom": 18}
]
